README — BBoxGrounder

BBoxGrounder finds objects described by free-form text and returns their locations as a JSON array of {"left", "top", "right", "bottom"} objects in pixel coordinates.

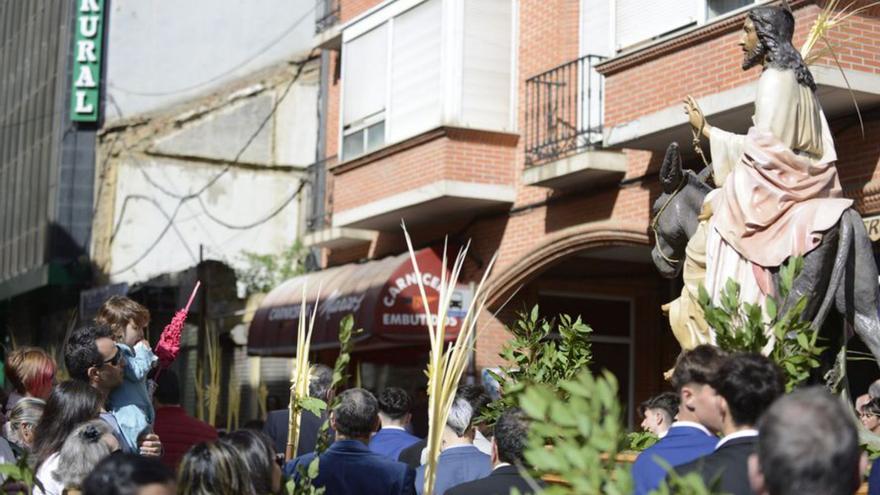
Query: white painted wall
[
  {"left": 104, "top": 0, "right": 314, "bottom": 121},
  {"left": 109, "top": 156, "right": 303, "bottom": 284},
  {"left": 104, "top": 66, "right": 318, "bottom": 284}
]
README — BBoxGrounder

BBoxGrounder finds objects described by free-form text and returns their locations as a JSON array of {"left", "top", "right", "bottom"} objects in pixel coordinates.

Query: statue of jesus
[{"left": 684, "top": 6, "right": 852, "bottom": 310}]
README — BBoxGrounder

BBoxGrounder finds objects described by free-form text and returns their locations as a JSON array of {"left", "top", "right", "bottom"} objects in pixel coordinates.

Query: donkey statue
[{"left": 651, "top": 142, "right": 880, "bottom": 378}]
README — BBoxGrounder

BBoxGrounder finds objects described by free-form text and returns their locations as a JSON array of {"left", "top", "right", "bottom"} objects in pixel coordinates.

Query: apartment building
[{"left": 249, "top": 0, "right": 880, "bottom": 423}]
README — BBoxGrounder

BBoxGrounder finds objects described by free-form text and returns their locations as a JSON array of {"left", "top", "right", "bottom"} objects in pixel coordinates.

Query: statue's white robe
[{"left": 704, "top": 67, "right": 851, "bottom": 316}]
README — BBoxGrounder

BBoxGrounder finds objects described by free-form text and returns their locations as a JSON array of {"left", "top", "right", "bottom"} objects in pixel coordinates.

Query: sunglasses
[{"left": 101, "top": 350, "right": 123, "bottom": 367}]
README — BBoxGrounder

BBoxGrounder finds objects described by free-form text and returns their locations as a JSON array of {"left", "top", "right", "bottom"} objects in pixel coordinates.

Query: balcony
[
  {"left": 597, "top": 2, "right": 880, "bottom": 154},
  {"left": 315, "top": 0, "right": 339, "bottom": 34},
  {"left": 326, "top": 0, "right": 518, "bottom": 232},
  {"left": 522, "top": 54, "right": 627, "bottom": 190},
  {"left": 313, "top": 0, "right": 342, "bottom": 50},
  {"left": 602, "top": 64, "right": 880, "bottom": 153}
]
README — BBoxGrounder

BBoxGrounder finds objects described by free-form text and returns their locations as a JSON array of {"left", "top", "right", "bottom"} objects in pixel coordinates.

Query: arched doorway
[{"left": 487, "top": 226, "right": 680, "bottom": 427}]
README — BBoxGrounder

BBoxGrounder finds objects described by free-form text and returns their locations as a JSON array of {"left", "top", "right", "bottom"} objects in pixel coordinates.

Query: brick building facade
[{"left": 300, "top": 0, "right": 880, "bottom": 422}]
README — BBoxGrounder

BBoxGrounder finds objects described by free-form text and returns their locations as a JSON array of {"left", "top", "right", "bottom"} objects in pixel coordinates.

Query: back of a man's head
[
  {"left": 445, "top": 397, "right": 474, "bottom": 438},
  {"left": 377, "top": 387, "right": 411, "bottom": 421},
  {"left": 752, "top": 387, "right": 862, "bottom": 495},
  {"left": 154, "top": 369, "right": 181, "bottom": 406},
  {"left": 670, "top": 345, "right": 728, "bottom": 392},
  {"left": 710, "top": 353, "right": 784, "bottom": 427},
  {"left": 456, "top": 384, "right": 491, "bottom": 418},
  {"left": 309, "top": 364, "right": 333, "bottom": 401},
  {"left": 641, "top": 392, "right": 679, "bottom": 423},
  {"left": 332, "top": 388, "right": 378, "bottom": 439},
  {"left": 65, "top": 325, "right": 113, "bottom": 382},
  {"left": 494, "top": 408, "right": 529, "bottom": 465}
]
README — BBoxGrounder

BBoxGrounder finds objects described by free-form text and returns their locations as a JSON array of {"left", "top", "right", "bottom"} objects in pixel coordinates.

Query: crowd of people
[
  {"left": 632, "top": 345, "right": 874, "bottom": 495},
  {"left": 0, "top": 293, "right": 876, "bottom": 494},
  {"left": 0, "top": 295, "right": 540, "bottom": 495}
]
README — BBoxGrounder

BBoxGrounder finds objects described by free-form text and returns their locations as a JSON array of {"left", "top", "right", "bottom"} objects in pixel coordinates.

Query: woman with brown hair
[{"left": 177, "top": 441, "right": 256, "bottom": 495}]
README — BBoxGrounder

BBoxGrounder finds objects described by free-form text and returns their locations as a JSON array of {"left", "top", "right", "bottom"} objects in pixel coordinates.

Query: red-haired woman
[{"left": 5, "top": 347, "right": 56, "bottom": 409}]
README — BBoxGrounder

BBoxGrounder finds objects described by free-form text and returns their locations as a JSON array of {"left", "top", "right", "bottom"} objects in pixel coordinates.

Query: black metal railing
[
  {"left": 525, "top": 54, "right": 606, "bottom": 166},
  {"left": 315, "top": 0, "right": 340, "bottom": 34}
]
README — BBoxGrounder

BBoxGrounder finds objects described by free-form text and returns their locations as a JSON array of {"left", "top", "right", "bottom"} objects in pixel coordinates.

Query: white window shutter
[
  {"left": 387, "top": 0, "right": 443, "bottom": 143},
  {"left": 342, "top": 24, "right": 389, "bottom": 127},
  {"left": 460, "top": 0, "right": 514, "bottom": 131},
  {"left": 615, "top": 0, "right": 696, "bottom": 51}
]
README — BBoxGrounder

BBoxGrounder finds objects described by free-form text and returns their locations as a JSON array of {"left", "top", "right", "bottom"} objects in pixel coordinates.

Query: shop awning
[{"left": 247, "top": 247, "right": 471, "bottom": 357}]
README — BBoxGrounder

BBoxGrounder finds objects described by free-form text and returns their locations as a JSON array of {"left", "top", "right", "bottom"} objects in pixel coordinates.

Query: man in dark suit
[
  {"left": 285, "top": 388, "right": 416, "bottom": 495},
  {"left": 632, "top": 346, "right": 726, "bottom": 494},
  {"left": 749, "top": 387, "right": 865, "bottom": 495},
  {"left": 446, "top": 408, "right": 541, "bottom": 495},
  {"left": 675, "top": 353, "right": 784, "bottom": 495},
  {"left": 371, "top": 387, "right": 422, "bottom": 460},
  {"left": 264, "top": 364, "right": 334, "bottom": 457}
]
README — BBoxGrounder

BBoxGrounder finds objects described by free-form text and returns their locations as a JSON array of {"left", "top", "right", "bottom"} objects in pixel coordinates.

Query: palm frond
[{"left": 402, "top": 223, "right": 496, "bottom": 495}]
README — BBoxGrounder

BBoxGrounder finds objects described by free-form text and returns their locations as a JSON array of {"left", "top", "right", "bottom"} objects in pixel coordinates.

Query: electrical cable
[
  {"left": 138, "top": 52, "right": 318, "bottom": 201},
  {"left": 195, "top": 179, "right": 306, "bottom": 230},
  {"left": 109, "top": 50, "right": 318, "bottom": 275}
]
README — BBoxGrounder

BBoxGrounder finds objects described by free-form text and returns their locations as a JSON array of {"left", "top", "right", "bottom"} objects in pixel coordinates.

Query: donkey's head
[{"left": 651, "top": 142, "right": 711, "bottom": 278}]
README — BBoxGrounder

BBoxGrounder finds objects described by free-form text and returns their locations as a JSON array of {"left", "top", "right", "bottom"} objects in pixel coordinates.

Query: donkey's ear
[{"left": 660, "top": 142, "right": 684, "bottom": 194}]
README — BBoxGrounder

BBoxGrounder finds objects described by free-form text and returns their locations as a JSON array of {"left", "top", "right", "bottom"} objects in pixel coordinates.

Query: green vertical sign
[{"left": 70, "top": 0, "right": 105, "bottom": 122}]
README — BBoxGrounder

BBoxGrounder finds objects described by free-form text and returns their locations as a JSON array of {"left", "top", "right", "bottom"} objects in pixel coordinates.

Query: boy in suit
[
  {"left": 632, "top": 345, "right": 727, "bottom": 495},
  {"left": 675, "top": 353, "right": 784, "bottom": 495},
  {"left": 370, "top": 387, "right": 421, "bottom": 460}
]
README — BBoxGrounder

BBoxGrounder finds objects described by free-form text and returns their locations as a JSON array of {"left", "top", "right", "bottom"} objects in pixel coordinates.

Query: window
[
  {"left": 341, "top": 24, "right": 389, "bottom": 160},
  {"left": 606, "top": 0, "right": 759, "bottom": 52},
  {"left": 614, "top": 0, "right": 696, "bottom": 51},
  {"left": 340, "top": 0, "right": 514, "bottom": 161},
  {"left": 707, "top": 0, "right": 754, "bottom": 19}
]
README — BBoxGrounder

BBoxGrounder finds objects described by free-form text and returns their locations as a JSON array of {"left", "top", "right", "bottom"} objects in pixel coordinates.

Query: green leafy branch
[
  {"left": 518, "top": 369, "right": 719, "bottom": 495},
  {"left": 624, "top": 431, "right": 659, "bottom": 452},
  {"left": 480, "top": 305, "right": 593, "bottom": 427},
  {"left": 0, "top": 452, "right": 36, "bottom": 494},
  {"left": 698, "top": 256, "right": 824, "bottom": 391},
  {"left": 287, "top": 315, "right": 362, "bottom": 495},
  {"left": 315, "top": 314, "right": 362, "bottom": 453},
  {"left": 236, "top": 241, "right": 309, "bottom": 295}
]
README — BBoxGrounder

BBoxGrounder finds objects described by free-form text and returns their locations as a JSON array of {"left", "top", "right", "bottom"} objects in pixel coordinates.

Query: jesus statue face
[{"left": 740, "top": 17, "right": 765, "bottom": 70}]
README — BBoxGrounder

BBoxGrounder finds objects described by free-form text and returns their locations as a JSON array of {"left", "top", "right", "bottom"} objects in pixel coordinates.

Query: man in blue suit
[
  {"left": 370, "top": 387, "right": 422, "bottom": 460},
  {"left": 415, "top": 396, "right": 492, "bottom": 494},
  {"left": 631, "top": 345, "right": 726, "bottom": 495},
  {"left": 285, "top": 388, "right": 416, "bottom": 495}
]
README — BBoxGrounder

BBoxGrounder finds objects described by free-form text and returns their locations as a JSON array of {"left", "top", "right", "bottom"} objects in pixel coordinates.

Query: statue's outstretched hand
[{"left": 684, "top": 95, "right": 712, "bottom": 139}]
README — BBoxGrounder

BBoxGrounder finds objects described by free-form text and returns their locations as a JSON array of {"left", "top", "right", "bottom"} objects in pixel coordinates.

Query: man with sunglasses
[{"left": 64, "top": 324, "right": 163, "bottom": 457}]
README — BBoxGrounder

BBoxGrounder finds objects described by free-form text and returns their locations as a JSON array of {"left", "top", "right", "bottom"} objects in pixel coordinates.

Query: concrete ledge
[
  {"left": 522, "top": 150, "right": 628, "bottom": 189},
  {"left": 312, "top": 24, "right": 341, "bottom": 51},
  {"left": 604, "top": 65, "right": 880, "bottom": 152},
  {"left": 332, "top": 180, "right": 516, "bottom": 230},
  {"left": 303, "top": 227, "right": 376, "bottom": 249}
]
